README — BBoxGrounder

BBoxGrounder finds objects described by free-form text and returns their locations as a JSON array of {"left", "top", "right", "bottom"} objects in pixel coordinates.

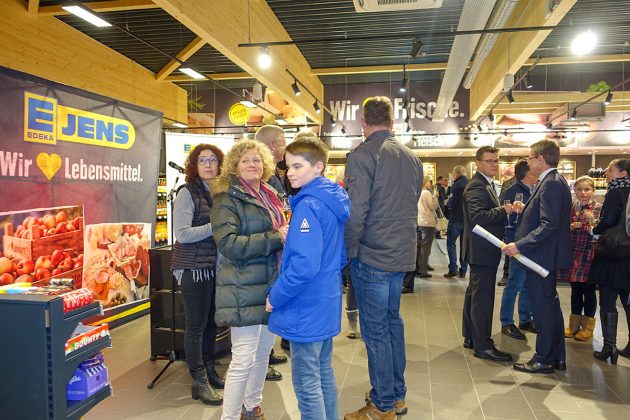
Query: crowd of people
[{"left": 170, "top": 95, "right": 630, "bottom": 419}]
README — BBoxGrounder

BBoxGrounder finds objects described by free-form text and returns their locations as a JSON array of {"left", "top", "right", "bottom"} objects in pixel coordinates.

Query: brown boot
[
  {"left": 345, "top": 403, "right": 395, "bottom": 420},
  {"left": 364, "top": 390, "right": 407, "bottom": 415},
  {"left": 241, "top": 405, "right": 265, "bottom": 420},
  {"left": 575, "top": 316, "right": 596, "bottom": 341},
  {"left": 564, "top": 313, "right": 581, "bottom": 338}
]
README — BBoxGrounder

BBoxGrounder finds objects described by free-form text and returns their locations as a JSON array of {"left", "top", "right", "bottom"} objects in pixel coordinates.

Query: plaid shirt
[{"left": 558, "top": 199, "right": 602, "bottom": 283}]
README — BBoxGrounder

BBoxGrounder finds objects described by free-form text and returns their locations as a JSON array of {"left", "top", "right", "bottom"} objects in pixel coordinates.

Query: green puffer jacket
[{"left": 210, "top": 174, "right": 283, "bottom": 327}]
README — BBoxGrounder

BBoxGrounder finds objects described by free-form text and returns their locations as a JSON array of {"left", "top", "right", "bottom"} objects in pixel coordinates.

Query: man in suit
[
  {"left": 502, "top": 140, "right": 572, "bottom": 373},
  {"left": 462, "top": 146, "right": 514, "bottom": 362}
]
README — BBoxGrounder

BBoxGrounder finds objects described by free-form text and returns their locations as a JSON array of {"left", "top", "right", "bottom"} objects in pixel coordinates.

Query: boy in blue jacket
[{"left": 266, "top": 138, "right": 350, "bottom": 420}]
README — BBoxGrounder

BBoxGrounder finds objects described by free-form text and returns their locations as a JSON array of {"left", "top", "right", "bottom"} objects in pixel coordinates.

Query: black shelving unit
[{"left": 0, "top": 294, "right": 112, "bottom": 419}]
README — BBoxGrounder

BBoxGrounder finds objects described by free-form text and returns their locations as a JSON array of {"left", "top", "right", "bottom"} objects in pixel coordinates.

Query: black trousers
[
  {"left": 462, "top": 264, "right": 498, "bottom": 351},
  {"left": 526, "top": 270, "right": 566, "bottom": 364},
  {"left": 570, "top": 282, "right": 597, "bottom": 317},
  {"left": 180, "top": 270, "right": 218, "bottom": 373}
]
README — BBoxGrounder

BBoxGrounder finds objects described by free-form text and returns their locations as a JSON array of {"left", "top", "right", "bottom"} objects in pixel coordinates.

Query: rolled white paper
[{"left": 472, "top": 225, "right": 550, "bottom": 278}]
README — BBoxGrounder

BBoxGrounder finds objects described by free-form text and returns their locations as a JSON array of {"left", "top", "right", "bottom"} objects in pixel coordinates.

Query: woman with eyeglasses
[
  {"left": 171, "top": 144, "right": 225, "bottom": 405},
  {"left": 588, "top": 158, "right": 630, "bottom": 364},
  {"left": 210, "top": 140, "right": 288, "bottom": 420}
]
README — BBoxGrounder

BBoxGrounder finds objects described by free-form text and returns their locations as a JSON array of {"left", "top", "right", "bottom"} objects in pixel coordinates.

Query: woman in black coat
[{"left": 588, "top": 158, "right": 630, "bottom": 364}]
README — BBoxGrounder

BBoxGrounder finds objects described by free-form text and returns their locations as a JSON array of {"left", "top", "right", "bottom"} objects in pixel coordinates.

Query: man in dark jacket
[
  {"left": 461, "top": 146, "right": 514, "bottom": 362},
  {"left": 503, "top": 140, "right": 572, "bottom": 374},
  {"left": 344, "top": 96, "right": 422, "bottom": 420},
  {"left": 444, "top": 166, "right": 468, "bottom": 278},
  {"left": 497, "top": 175, "right": 518, "bottom": 286}
]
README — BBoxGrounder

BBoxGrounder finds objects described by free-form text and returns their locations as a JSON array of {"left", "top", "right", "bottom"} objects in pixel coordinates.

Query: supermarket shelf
[
  {"left": 64, "top": 336, "right": 112, "bottom": 383},
  {"left": 66, "top": 383, "right": 112, "bottom": 420}
]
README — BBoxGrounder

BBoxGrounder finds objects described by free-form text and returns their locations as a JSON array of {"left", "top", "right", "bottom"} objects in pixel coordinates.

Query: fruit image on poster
[
  {"left": 83, "top": 223, "right": 150, "bottom": 308},
  {"left": 0, "top": 205, "right": 84, "bottom": 286}
]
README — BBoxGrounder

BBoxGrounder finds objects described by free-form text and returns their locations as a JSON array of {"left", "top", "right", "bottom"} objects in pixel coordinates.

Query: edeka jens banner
[{"left": 0, "top": 66, "right": 162, "bottom": 227}]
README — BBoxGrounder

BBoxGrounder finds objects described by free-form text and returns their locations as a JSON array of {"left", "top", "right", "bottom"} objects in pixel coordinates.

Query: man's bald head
[{"left": 255, "top": 125, "right": 286, "bottom": 163}]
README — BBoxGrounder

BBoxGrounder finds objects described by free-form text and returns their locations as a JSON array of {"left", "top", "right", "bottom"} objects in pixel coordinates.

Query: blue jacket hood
[{"left": 290, "top": 176, "right": 350, "bottom": 223}]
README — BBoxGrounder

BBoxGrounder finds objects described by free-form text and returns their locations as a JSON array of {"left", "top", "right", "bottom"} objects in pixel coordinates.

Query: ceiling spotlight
[
  {"left": 488, "top": 113, "right": 495, "bottom": 122},
  {"left": 410, "top": 38, "right": 424, "bottom": 58},
  {"left": 330, "top": 115, "right": 336, "bottom": 127},
  {"left": 313, "top": 101, "right": 320, "bottom": 113},
  {"left": 571, "top": 30, "right": 597, "bottom": 55},
  {"left": 604, "top": 91, "right": 613, "bottom": 105},
  {"left": 477, "top": 124, "right": 483, "bottom": 132},
  {"left": 507, "top": 91, "right": 515, "bottom": 104},
  {"left": 291, "top": 80, "right": 301, "bottom": 96},
  {"left": 503, "top": 129, "right": 508, "bottom": 136},
  {"left": 180, "top": 67, "right": 206, "bottom": 79},
  {"left": 341, "top": 126, "right": 347, "bottom": 134},
  {"left": 524, "top": 75, "right": 533, "bottom": 89},
  {"left": 400, "top": 65, "right": 408, "bottom": 93},
  {"left": 258, "top": 46, "right": 271, "bottom": 69},
  {"left": 546, "top": 122, "right": 553, "bottom": 130},
  {"left": 62, "top": 4, "right": 111, "bottom": 27},
  {"left": 571, "top": 109, "right": 578, "bottom": 120}
]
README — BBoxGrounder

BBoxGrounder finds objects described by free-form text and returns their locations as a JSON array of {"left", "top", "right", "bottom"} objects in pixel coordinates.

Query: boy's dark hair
[
  {"left": 285, "top": 138, "right": 329, "bottom": 173},
  {"left": 363, "top": 96, "right": 393, "bottom": 126},
  {"left": 514, "top": 158, "right": 530, "bottom": 181}
]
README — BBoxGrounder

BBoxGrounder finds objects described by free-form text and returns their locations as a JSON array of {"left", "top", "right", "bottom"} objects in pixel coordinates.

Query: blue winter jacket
[{"left": 268, "top": 176, "right": 350, "bottom": 342}]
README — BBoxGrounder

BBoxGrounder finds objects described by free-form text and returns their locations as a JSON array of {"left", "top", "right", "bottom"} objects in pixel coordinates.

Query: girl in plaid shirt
[{"left": 560, "top": 176, "right": 602, "bottom": 341}]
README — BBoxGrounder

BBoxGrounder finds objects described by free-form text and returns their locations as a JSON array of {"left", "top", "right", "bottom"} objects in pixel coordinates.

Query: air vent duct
[{"left": 353, "top": 0, "right": 443, "bottom": 13}]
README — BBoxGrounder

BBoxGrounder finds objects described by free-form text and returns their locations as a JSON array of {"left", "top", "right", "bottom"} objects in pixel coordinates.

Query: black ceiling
[{"left": 46, "top": 0, "right": 630, "bottom": 90}]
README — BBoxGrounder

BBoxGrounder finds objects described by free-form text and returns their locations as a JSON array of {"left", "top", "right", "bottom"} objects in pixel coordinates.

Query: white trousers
[{"left": 221, "top": 324, "right": 276, "bottom": 420}]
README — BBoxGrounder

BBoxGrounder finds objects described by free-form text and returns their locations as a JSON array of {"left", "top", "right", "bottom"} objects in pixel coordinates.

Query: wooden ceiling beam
[
  {"left": 37, "top": 0, "right": 159, "bottom": 16},
  {"left": 488, "top": 91, "right": 630, "bottom": 114},
  {"left": 469, "top": 0, "right": 577, "bottom": 121},
  {"left": 27, "top": 0, "right": 39, "bottom": 14},
  {"left": 156, "top": 36, "right": 206, "bottom": 81},
  {"left": 153, "top": 0, "right": 323, "bottom": 124}
]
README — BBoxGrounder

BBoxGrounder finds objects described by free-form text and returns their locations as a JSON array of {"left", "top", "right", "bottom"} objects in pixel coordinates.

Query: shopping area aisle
[{"left": 86, "top": 242, "right": 630, "bottom": 419}]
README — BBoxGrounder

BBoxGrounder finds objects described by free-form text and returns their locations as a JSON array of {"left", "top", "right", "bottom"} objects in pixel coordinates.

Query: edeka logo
[{"left": 23, "top": 92, "right": 136, "bottom": 149}]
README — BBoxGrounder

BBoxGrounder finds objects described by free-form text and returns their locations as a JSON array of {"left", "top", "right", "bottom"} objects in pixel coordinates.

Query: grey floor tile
[{"left": 479, "top": 395, "right": 536, "bottom": 419}]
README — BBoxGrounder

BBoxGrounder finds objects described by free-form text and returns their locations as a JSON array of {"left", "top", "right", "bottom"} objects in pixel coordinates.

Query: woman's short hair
[
  {"left": 574, "top": 175, "right": 595, "bottom": 190},
  {"left": 363, "top": 96, "right": 393, "bottom": 127},
  {"left": 220, "top": 139, "right": 276, "bottom": 182},
  {"left": 184, "top": 143, "right": 224, "bottom": 183}
]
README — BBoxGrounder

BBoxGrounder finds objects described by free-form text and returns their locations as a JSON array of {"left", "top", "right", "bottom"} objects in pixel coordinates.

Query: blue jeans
[
  {"left": 446, "top": 222, "right": 467, "bottom": 274},
  {"left": 290, "top": 339, "right": 337, "bottom": 420},
  {"left": 351, "top": 259, "right": 406, "bottom": 412},
  {"left": 499, "top": 259, "right": 532, "bottom": 326}
]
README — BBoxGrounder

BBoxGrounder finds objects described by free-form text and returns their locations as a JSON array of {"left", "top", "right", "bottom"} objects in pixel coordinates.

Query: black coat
[{"left": 462, "top": 172, "right": 508, "bottom": 267}]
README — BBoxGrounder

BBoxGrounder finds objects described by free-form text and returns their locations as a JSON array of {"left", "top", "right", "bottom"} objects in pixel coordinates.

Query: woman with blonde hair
[{"left": 210, "top": 140, "right": 288, "bottom": 419}]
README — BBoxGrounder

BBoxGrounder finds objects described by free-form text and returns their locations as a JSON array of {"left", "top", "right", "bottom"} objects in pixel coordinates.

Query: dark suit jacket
[
  {"left": 515, "top": 169, "right": 572, "bottom": 271},
  {"left": 463, "top": 172, "right": 508, "bottom": 267}
]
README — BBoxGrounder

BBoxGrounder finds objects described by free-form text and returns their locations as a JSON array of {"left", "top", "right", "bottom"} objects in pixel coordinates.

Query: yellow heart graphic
[{"left": 36, "top": 152, "right": 62, "bottom": 181}]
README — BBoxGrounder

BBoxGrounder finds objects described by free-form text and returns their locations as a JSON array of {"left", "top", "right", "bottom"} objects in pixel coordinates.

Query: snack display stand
[{"left": 0, "top": 294, "right": 112, "bottom": 419}]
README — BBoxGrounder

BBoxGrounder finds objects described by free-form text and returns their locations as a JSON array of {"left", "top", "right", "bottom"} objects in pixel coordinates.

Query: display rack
[
  {"left": 155, "top": 175, "right": 168, "bottom": 247},
  {"left": 0, "top": 295, "right": 112, "bottom": 419}
]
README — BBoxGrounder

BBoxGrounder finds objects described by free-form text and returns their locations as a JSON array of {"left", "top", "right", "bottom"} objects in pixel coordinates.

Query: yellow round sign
[{"left": 228, "top": 103, "right": 250, "bottom": 125}]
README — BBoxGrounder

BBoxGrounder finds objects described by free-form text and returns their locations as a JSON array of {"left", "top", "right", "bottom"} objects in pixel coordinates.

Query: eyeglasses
[
  {"left": 198, "top": 156, "right": 219, "bottom": 165},
  {"left": 479, "top": 159, "right": 499, "bottom": 165}
]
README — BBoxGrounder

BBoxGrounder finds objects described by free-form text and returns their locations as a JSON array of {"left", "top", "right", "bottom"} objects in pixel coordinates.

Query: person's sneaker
[
  {"left": 345, "top": 402, "right": 395, "bottom": 420},
  {"left": 241, "top": 405, "right": 265, "bottom": 420},
  {"left": 497, "top": 277, "right": 507, "bottom": 286},
  {"left": 268, "top": 351, "right": 287, "bottom": 365},
  {"left": 265, "top": 366, "right": 282, "bottom": 381},
  {"left": 365, "top": 391, "right": 408, "bottom": 415},
  {"left": 443, "top": 271, "right": 458, "bottom": 278}
]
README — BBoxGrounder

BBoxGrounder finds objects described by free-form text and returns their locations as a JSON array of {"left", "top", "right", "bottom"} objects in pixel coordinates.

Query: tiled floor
[{"left": 86, "top": 241, "right": 630, "bottom": 419}]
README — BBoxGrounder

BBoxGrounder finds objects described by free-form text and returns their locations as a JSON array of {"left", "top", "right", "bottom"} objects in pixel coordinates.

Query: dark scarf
[{"left": 607, "top": 176, "right": 630, "bottom": 191}]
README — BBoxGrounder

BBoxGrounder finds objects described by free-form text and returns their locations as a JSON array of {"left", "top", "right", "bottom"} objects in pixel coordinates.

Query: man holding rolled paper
[
  {"left": 502, "top": 140, "right": 572, "bottom": 374},
  {"left": 462, "top": 146, "right": 515, "bottom": 362}
]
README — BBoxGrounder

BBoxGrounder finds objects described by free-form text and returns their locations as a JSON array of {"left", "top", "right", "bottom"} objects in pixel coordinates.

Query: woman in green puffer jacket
[{"left": 210, "top": 140, "right": 288, "bottom": 420}]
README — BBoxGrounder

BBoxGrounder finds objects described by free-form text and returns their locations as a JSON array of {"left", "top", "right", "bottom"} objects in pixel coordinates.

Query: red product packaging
[{"left": 62, "top": 288, "right": 94, "bottom": 313}]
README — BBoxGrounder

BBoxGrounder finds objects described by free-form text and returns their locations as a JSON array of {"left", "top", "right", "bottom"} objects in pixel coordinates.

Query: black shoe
[
  {"left": 463, "top": 338, "right": 474, "bottom": 349},
  {"left": 501, "top": 324, "right": 526, "bottom": 340},
  {"left": 444, "top": 271, "right": 458, "bottom": 278},
  {"left": 458, "top": 272, "right": 466, "bottom": 278},
  {"left": 206, "top": 365, "right": 225, "bottom": 389},
  {"left": 427, "top": 265, "right": 435, "bottom": 271},
  {"left": 401, "top": 287, "right": 414, "bottom": 294},
  {"left": 269, "top": 351, "right": 288, "bottom": 365},
  {"left": 418, "top": 273, "right": 432, "bottom": 278},
  {"left": 280, "top": 338, "right": 290, "bottom": 350},
  {"left": 474, "top": 348, "right": 513, "bottom": 362},
  {"left": 191, "top": 368, "right": 223, "bottom": 405},
  {"left": 518, "top": 321, "right": 537, "bottom": 334},
  {"left": 554, "top": 360, "right": 567, "bottom": 371},
  {"left": 497, "top": 277, "right": 507, "bottom": 287},
  {"left": 513, "top": 358, "right": 554, "bottom": 374},
  {"left": 265, "top": 366, "right": 283, "bottom": 381}
]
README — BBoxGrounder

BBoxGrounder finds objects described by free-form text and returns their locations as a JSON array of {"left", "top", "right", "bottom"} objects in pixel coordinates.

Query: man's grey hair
[
  {"left": 255, "top": 125, "right": 284, "bottom": 146},
  {"left": 452, "top": 165, "right": 467, "bottom": 178}
]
